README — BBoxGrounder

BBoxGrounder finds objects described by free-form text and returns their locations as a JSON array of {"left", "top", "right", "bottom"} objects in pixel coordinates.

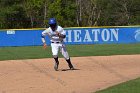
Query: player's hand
[
  {"left": 43, "top": 43, "right": 47, "bottom": 49},
  {"left": 55, "top": 31, "right": 60, "bottom": 36}
]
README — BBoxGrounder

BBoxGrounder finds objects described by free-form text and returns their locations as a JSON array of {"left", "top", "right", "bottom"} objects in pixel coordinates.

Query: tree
[
  {"left": 0, "top": 0, "right": 29, "bottom": 28},
  {"left": 0, "top": 0, "right": 140, "bottom": 28},
  {"left": 47, "top": 0, "right": 76, "bottom": 27},
  {"left": 22, "top": 0, "right": 46, "bottom": 28}
]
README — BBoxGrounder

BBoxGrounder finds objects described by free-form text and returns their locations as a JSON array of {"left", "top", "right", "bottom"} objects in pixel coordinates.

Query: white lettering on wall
[
  {"left": 74, "top": 30, "right": 82, "bottom": 42},
  {"left": 65, "top": 28, "right": 119, "bottom": 43},
  {"left": 110, "top": 29, "right": 119, "bottom": 41},
  {"left": 102, "top": 29, "right": 110, "bottom": 41},
  {"left": 64, "top": 30, "right": 72, "bottom": 42},
  {"left": 92, "top": 29, "right": 100, "bottom": 42},
  {"left": 83, "top": 30, "right": 92, "bottom": 42},
  {"left": 7, "top": 30, "right": 15, "bottom": 35}
]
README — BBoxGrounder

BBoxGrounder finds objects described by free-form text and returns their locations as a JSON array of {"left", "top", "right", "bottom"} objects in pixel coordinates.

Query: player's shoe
[
  {"left": 70, "top": 67, "right": 75, "bottom": 70},
  {"left": 54, "top": 61, "right": 59, "bottom": 71},
  {"left": 68, "top": 64, "right": 75, "bottom": 70},
  {"left": 66, "top": 58, "right": 75, "bottom": 70}
]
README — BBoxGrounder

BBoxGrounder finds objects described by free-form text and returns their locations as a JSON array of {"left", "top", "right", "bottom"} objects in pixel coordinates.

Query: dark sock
[
  {"left": 54, "top": 57, "right": 59, "bottom": 63},
  {"left": 66, "top": 58, "right": 73, "bottom": 68},
  {"left": 66, "top": 58, "right": 71, "bottom": 63}
]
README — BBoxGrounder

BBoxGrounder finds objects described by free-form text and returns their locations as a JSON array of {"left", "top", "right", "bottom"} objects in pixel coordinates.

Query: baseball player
[{"left": 41, "top": 18, "right": 74, "bottom": 71}]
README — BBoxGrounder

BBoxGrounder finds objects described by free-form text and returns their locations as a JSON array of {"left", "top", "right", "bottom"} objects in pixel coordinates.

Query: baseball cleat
[
  {"left": 68, "top": 64, "right": 75, "bottom": 70},
  {"left": 54, "top": 62, "right": 59, "bottom": 71},
  {"left": 70, "top": 67, "right": 75, "bottom": 70}
]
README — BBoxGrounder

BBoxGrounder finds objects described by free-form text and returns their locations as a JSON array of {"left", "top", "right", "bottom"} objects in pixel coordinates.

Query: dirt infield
[{"left": 0, "top": 55, "right": 140, "bottom": 93}]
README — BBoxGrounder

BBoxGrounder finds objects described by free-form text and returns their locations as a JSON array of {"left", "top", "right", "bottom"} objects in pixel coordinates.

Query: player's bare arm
[
  {"left": 41, "top": 35, "right": 47, "bottom": 49},
  {"left": 41, "top": 28, "right": 50, "bottom": 49}
]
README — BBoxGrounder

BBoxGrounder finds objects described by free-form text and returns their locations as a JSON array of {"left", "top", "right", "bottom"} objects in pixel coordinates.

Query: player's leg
[
  {"left": 60, "top": 44, "right": 74, "bottom": 70},
  {"left": 51, "top": 43, "right": 59, "bottom": 71}
]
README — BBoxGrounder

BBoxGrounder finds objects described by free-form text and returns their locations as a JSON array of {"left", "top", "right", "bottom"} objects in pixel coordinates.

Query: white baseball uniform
[{"left": 42, "top": 26, "right": 70, "bottom": 60}]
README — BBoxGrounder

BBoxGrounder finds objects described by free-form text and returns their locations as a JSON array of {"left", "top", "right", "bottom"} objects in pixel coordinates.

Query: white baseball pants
[{"left": 51, "top": 42, "right": 70, "bottom": 60}]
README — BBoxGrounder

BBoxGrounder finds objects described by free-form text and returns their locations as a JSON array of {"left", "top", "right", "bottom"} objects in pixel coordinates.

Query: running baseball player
[{"left": 41, "top": 18, "right": 74, "bottom": 71}]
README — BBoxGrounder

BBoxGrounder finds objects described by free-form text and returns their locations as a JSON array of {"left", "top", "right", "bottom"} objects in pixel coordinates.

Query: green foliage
[
  {"left": 48, "top": 0, "right": 63, "bottom": 25},
  {"left": 61, "top": 0, "right": 76, "bottom": 27},
  {"left": 22, "top": 0, "right": 46, "bottom": 28},
  {"left": 0, "top": 0, "right": 140, "bottom": 28},
  {"left": 0, "top": 0, "right": 29, "bottom": 28},
  {"left": 47, "top": 0, "right": 76, "bottom": 27}
]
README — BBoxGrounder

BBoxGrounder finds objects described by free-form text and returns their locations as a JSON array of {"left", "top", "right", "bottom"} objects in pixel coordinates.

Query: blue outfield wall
[{"left": 0, "top": 26, "right": 140, "bottom": 47}]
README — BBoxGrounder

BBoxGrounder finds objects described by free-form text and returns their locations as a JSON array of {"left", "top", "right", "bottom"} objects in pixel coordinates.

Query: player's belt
[{"left": 51, "top": 42, "right": 61, "bottom": 43}]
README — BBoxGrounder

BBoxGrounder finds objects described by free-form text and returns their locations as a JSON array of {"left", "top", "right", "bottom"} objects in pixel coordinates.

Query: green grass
[
  {"left": 95, "top": 77, "right": 140, "bottom": 93},
  {"left": 0, "top": 43, "right": 140, "bottom": 61}
]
